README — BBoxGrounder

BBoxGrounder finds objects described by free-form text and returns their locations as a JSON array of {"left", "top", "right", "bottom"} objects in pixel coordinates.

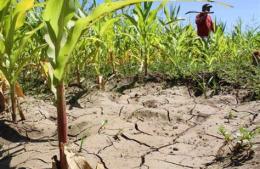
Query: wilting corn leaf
[
  {"left": 14, "top": 0, "right": 34, "bottom": 14},
  {"left": 14, "top": 0, "right": 34, "bottom": 30},
  {"left": 40, "top": 61, "right": 57, "bottom": 97},
  {"left": 0, "top": 72, "right": 24, "bottom": 97}
]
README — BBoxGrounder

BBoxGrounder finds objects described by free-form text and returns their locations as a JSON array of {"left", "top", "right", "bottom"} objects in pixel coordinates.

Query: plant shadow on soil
[{"left": 0, "top": 120, "right": 57, "bottom": 169}]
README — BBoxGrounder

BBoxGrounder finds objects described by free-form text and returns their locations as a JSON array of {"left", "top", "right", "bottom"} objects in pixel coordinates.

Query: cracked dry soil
[{"left": 0, "top": 82, "right": 259, "bottom": 169}]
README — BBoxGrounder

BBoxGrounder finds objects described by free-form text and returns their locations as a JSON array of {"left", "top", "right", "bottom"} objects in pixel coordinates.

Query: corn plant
[
  {"left": 69, "top": 15, "right": 122, "bottom": 88},
  {"left": 0, "top": 0, "right": 42, "bottom": 122},
  {"left": 113, "top": 18, "right": 141, "bottom": 75},
  {"left": 218, "top": 125, "right": 260, "bottom": 155},
  {"left": 90, "top": 17, "right": 119, "bottom": 88},
  {"left": 125, "top": 1, "right": 168, "bottom": 75},
  {"left": 218, "top": 125, "right": 233, "bottom": 142},
  {"left": 43, "top": 0, "right": 168, "bottom": 168}
]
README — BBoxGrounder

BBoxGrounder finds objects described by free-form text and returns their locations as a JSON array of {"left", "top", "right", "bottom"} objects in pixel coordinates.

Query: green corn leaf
[
  {"left": 43, "top": 0, "right": 76, "bottom": 38},
  {"left": 45, "top": 22, "right": 57, "bottom": 49},
  {"left": 0, "top": 0, "right": 10, "bottom": 11},
  {"left": 124, "top": 14, "right": 138, "bottom": 27},
  {"left": 163, "top": 6, "right": 170, "bottom": 20},
  {"left": 53, "top": 0, "right": 167, "bottom": 82},
  {"left": 133, "top": 6, "right": 145, "bottom": 30},
  {"left": 43, "top": 0, "right": 64, "bottom": 38},
  {"left": 11, "top": 23, "right": 44, "bottom": 65},
  {"left": 100, "top": 17, "right": 119, "bottom": 37},
  {"left": 13, "top": 43, "right": 48, "bottom": 83},
  {"left": 4, "top": 15, "right": 15, "bottom": 56},
  {"left": 99, "top": 17, "right": 119, "bottom": 48},
  {"left": 143, "top": 2, "right": 153, "bottom": 18},
  {"left": 0, "top": 34, "right": 5, "bottom": 55},
  {"left": 4, "top": 0, "right": 34, "bottom": 56},
  {"left": 147, "top": 0, "right": 167, "bottom": 25}
]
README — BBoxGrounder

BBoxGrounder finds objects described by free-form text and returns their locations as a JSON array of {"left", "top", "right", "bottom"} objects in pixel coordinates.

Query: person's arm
[
  {"left": 210, "top": 18, "right": 215, "bottom": 32},
  {"left": 206, "top": 15, "right": 214, "bottom": 32}
]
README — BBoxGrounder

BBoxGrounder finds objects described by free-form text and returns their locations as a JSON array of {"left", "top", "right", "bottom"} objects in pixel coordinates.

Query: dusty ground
[{"left": 0, "top": 81, "right": 259, "bottom": 169}]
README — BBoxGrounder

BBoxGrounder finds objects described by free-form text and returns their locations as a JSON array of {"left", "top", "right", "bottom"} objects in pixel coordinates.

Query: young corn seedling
[
  {"left": 218, "top": 125, "right": 233, "bottom": 143},
  {"left": 224, "top": 111, "right": 238, "bottom": 123},
  {"left": 218, "top": 125, "right": 260, "bottom": 157},
  {"left": 98, "top": 119, "right": 108, "bottom": 134},
  {"left": 233, "top": 127, "right": 260, "bottom": 154},
  {"left": 78, "top": 135, "right": 87, "bottom": 153}
]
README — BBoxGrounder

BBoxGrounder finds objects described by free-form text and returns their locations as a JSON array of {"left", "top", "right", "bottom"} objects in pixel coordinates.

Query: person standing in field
[{"left": 196, "top": 4, "right": 215, "bottom": 41}]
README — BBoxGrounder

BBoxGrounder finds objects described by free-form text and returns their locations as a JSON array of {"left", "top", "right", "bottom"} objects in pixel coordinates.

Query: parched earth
[{"left": 0, "top": 82, "right": 259, "bottom": 169}]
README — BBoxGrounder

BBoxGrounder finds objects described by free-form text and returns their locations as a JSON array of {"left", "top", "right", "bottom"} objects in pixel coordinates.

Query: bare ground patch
[{"left": 0, "top": 82, "right": 259, "bottom": 169}]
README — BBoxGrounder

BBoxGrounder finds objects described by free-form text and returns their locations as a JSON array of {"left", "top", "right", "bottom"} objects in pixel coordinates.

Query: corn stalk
[
  {"left": 43, "top": 0, "right": 172, "bottom": 168},
  {"left": 0, "top": 0, "right": 42, "bottom": 122}
]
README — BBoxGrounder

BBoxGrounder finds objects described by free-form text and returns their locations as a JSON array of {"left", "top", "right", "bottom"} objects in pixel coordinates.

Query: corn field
[{"left": 0, "top": 0, "right": 259, "bottom": 169}]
